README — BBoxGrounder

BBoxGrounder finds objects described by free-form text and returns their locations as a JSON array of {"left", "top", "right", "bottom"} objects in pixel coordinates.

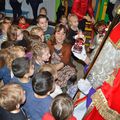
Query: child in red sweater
[{"left": 18, "top": 16, "right": 29, "bottom": 30}]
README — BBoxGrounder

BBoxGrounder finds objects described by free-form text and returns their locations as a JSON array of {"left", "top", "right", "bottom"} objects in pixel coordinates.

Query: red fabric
[
  {"left": 42, "top": 112, "right": 77, "bottom": 120},
  {"left": 84, "top": 68, "right": 120, "bottom": 120},
  {"left": 18, "top": 23, "right": 30, "bottom": 29},
  {"left": 71, "top": 0, "right": 94, "bottom": 21},
  {"left": 109, "top": 23, "right": 120, "bottom": 45}
]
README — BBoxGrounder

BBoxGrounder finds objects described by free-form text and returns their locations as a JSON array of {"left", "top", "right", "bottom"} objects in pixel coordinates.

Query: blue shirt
[
  {"left": 0, "top": 65, "right": 11, "bottom": 84},
  {"left": 11, "top": 76, "right": 33, "bottom": 94},
  {"left": 23, "top": 92, "right": 52, "bottom": 120},
  {"left": 44, "top": 26, "right": 54, "bottom": 42}
]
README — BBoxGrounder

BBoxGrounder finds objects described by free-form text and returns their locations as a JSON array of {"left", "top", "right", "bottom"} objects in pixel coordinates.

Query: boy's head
[
  {"left": 51, "top": 93, "right": 74, "bottom": 120},
  {"left": 1, "top": 17, "right": 12, "bottom": 33},
  {"left": 12, "top": 57, "right": 34, "bottom": 78},
  {"left": 8, "top": 46, "right": 25, "bottom": 58},
  {"left": 32, "top": 71, "right": 54, "bottom": 96},
  {"left": 39, "top": 7, "right": 47, "bottom": 16},
  {"left": 30, "top": 27, "right": 44, "bottom": 42},
  {"left": 7, "top": 25, "right": 22, "bottom": 41},
  {"left": 1, "top": 40, "right": 14, "bottom": 49},
  {"left": 68, "top": 14, "right": 79, "bottom": 27},
  {"left": 94, "top": 20, "right": 107, "bottom": 34},
  {"left": 36, "top": 15, "right": 49, "bottom": 32},
  {"left": 60, "top": 15, "right": 67, "bottom": 25},
  {"left": 0, "top": 83, "right": 25, "bottom": 111},
  {"left": 18, "top": 16, "right": 26, "bottom": 24}
]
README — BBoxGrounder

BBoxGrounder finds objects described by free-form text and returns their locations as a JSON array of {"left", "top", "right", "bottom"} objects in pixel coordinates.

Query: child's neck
[
  {"left": 36, "top": 59, "right": 45, "bottom": 66},
  {"left": 34, "top": 93, "right": 48, "bottom": 99},
  {"left": 71, "top": 26, "right": 79, "bottom": 31},
  {"left": 19, "top": 77, "right": 30, "bottom": 83},
  {"left": 10, "top": 108, "right": 20, "bottom": 114}
]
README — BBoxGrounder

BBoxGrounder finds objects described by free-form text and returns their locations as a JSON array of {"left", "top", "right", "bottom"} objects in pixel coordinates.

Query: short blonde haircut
[
  {"left": 0, "top": 83, "right": 24, "bottom": 111},
  {"left": 32, "top": 42, "right": 49, "bottom": 58},
  {"left": 68, "top": 13, "right": 78, "bottom": 27},
  {"left": 30, "top": 26, "right": 43, "bottom": 36},
  {"left": 6, "top": 46, "right": 25, "bottom": 69}
]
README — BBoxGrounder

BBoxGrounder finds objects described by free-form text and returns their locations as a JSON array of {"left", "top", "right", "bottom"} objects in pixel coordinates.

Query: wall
[{"left": 5, "top": 0, "right": 56, "bottom": 22}]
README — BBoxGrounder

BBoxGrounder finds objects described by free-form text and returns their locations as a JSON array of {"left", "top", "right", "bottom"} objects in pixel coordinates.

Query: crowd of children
[{"left": 0, "top": 2, "right": 117, "bottom": 120}]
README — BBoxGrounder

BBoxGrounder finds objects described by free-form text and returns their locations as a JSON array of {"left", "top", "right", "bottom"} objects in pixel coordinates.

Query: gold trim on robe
[{"left": 90, "top": 89, "right": 120, "bottom": 120}]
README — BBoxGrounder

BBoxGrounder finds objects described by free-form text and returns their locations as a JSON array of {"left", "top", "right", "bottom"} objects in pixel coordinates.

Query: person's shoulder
[{"left": 11, "top": 76, "right": 20, "bottom": 83}]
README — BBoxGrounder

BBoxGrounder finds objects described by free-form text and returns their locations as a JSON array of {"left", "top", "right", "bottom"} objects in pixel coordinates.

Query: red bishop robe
[
  {"left": 84, "top": 22, "right": 120, "bottom": 120},
  {"left": 71, "top": 0, "right": 94, "bottom": 21}
]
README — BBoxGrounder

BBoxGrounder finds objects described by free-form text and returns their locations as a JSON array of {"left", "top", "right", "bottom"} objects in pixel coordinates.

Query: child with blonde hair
[
  {"left": 30, "top": 26, "right": 44, "bottom": 42},
  {"left": 32, "top": 42, "right": 51, "bottom": 73},
  {"left": 0, "top": 83, "right": 27, "bottom": 120},
  {"left": 68, "top": 14, "right": 90, "bottom": 66},
  {"left": 68, "top": 14, "right": 85, "bottom": 45}
]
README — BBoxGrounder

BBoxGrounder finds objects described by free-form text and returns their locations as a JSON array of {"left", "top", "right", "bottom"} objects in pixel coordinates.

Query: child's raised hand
[{"left": 83, "top": 15, "right": 91, "bottom": 22}]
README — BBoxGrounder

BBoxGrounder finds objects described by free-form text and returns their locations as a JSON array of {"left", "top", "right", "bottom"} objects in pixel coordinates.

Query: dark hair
[
  {"left": 32, "top": 71, "right": 54, "bottom": 96},
  {"left": 51, "top": 93, "right": 74, "bottom": 120},
  {"left": 18, "top": 16, "right": 26, "bottom": 22},
  {"left": 94, "top": 20, "right": 107, "bottom": 33},
  {"left": 50, "top": 23, "right": 68, "bottom": 45},
  {"left": 3, "top": 17, "right": 12, "bottom": 24},
  {"left": 12, "top": 57, "right": 31, "bottom": 78},
  {"left": 67, "top": 74, "right": 77, "bottom": 85},
  {"left": 36, "top": 14, "right": 49, "bottom": 23},
  {"left": 1, "top": 41, "right": 14, "bottom": 49},
  {"left": 39, "top": 7, "right": 47, "bottom": 15}
]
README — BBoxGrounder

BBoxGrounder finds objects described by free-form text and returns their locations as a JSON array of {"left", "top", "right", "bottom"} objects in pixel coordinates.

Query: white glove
[{"left": 78, "top": 79, "right": 92, "bottom": 95}]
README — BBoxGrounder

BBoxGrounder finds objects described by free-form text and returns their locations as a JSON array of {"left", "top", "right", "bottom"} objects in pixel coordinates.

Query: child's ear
[
  {"left": 24, "top": 73, "right": 29, "bottom": 78},
  {"left": 46, "top": 91, "right": 51, "bottom": 95},
  {"left": 16, "top": 104, "right": 20, "bottom": 109}
]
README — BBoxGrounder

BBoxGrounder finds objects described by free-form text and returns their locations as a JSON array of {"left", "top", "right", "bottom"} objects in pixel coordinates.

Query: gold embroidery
[
  {"left": 106, "top": 68, "right": 119, "bottom": 86},
  {"left": 116, "top": 40, "right": 120, "bottom": 49},
  {"left": 91, "top": 89, "right": 120, "bottom": 120},
  {"left": 109, "top": 37, "right": 120, "bottom": 49},
  {"left": 106, "top": 75, "right": 115, "bottom": 86}
]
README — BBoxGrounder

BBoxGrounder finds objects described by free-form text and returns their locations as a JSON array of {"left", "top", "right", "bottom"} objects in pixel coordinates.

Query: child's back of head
[
  {"left": 32, "top": 71, "right": 54, "bottom": 96},
  {"left": 42, "top": 93, "right": 76, "bottom": 120},
  {"left": 0, "top": 83, "right": 25, "bottom": 112},
  {"left": 12, "top": 57, "right": 31, "bottom": 78}
]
